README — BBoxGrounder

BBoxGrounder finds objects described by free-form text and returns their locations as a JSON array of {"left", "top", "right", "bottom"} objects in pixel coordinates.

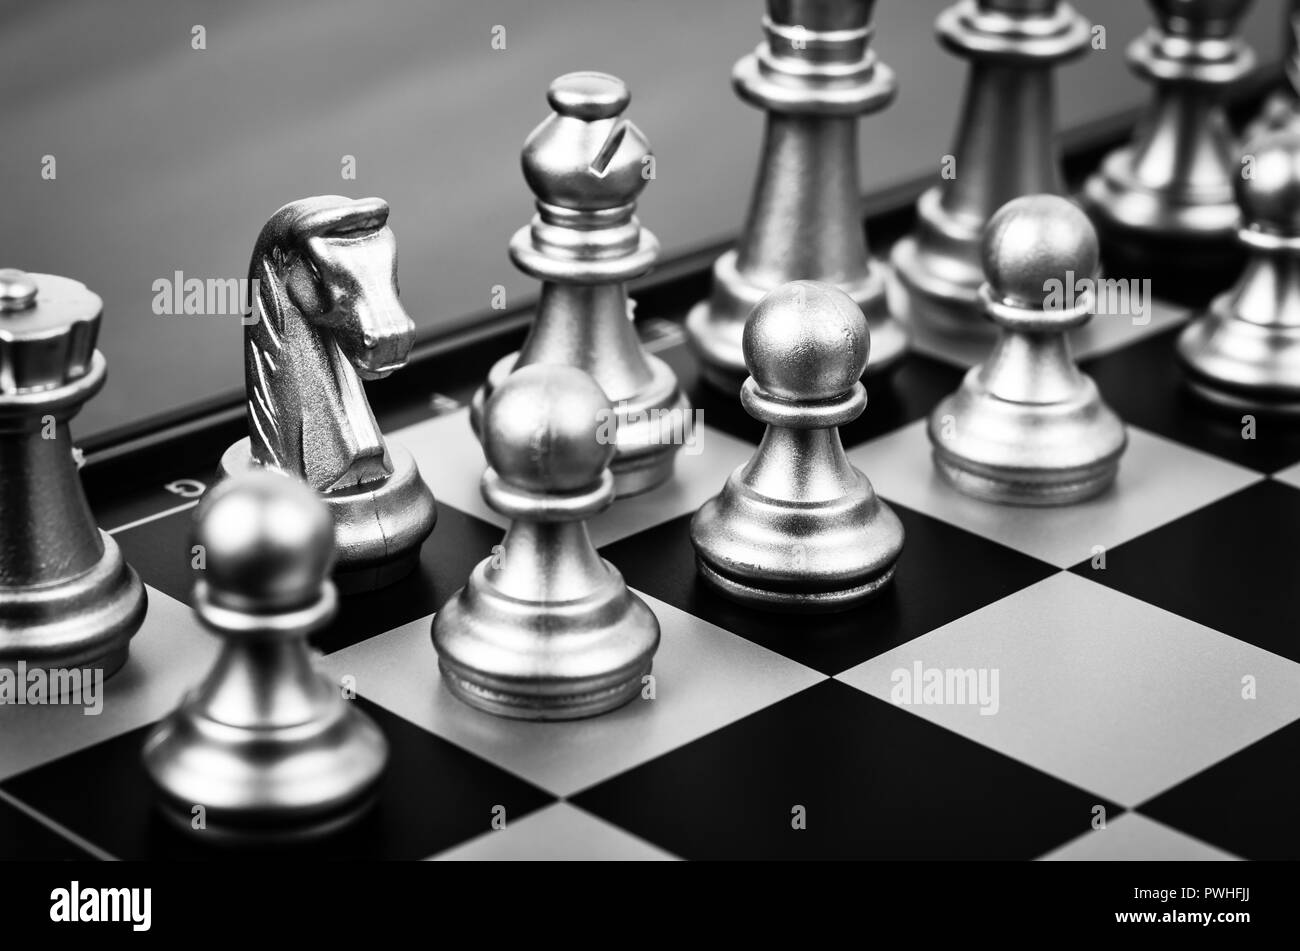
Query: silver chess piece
[
  {"left": 143, "top": 471, "right": 388, "bottom": 843},
  {"left": 691, "top": 280, "right": 904, "bottom": 611},
  {"left": 0, "top": 269, "right": 146, "bottom": 680},
  {"left": 437, "top": 363, "right": 660, "bottom": 720},
  {"left": 1178, "top": 129, "right": 1300, "bottom": 413},
  {"left": 929, "top": 196, "right": 1127, "bottom": 505},
  {"left": 1245, "top": 1, "right": 1300, "bottom": 141},
  {"left": 892, "top": 0, "right": 1091, "bottom": 339},
  {"left": 469, "top": 72, "right": 690, "bottom": 498},
  {"left": 1083, "top": 0, "right": 1256, "bottom": 275},
  {"left": 219, "top": 196, "right": 436, "bottom": 593},
  {"left": 686, "top": 0, "right": 908, "bottom": 391}
]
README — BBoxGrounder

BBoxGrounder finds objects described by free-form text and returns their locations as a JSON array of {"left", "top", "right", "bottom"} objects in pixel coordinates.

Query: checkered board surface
[{"left": 3, "top": 285, "right": 1300, "bottom": 862}]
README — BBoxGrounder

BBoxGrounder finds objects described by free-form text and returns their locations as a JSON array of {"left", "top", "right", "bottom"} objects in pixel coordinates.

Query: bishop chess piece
[
  {"left": 143, "top": 471, "right": 388, "bottom": 843},
  {"left": 219, "top": 196, "right": 436, "bottom": 593},
  {"left": 1083, "top": 0, "right": 1256, "bottom": 296},
  {"left": 929, "top": 196, "right": 1127, "bottom": 505},
  {"left": 470, "top": 72, "right": 690, "bottom": 498},
  {"left": 1178, "top": 129, "right": 1300, "bottom": 413},
  {"left": 0, "top": 269, "right": 146, "bottom": 680},
  {"left": 892, "top": 0, "right": 1091, "bottom": 339},
  {"left": 686, "top": 0, "right": 908, "bottom": 390},
  {"left": 437, "top": 363, "right": 660, "bottom": 720},
  {"left": 691, "top": 280, "right": 904, "bottom": 611}
]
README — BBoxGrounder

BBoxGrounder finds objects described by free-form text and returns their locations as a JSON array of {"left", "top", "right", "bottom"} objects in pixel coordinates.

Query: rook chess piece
[
  {"left": 929, "top": 196, "right": 1127, "bottom": 504},
  {"left": 470, "top": 72, "right": 691, "bottom": 497},
  {"left": 0, "top": 269, "right": 146, "bottom": 679},
  {"left": 687, "top": 0, "right": 909, "bottom": 389},
  {"left": 143, "top": 471, "right": 388, "bottom": 843},
  {"left": 892, "top": 0, "right": 1091, "bottom": 338},
  {"left": 691, "top": 280, "right": 904, "bottom": 611},
  {"left": 1178, "top": 129, "right": 1300, "bottom": 412},
  {"left": 1083, "top": 0, "right": 1256, "bottom": 294},
  {"left": 220, "top": 196, "right": 436, "bottom": 593},
  {"left": 437, "top": 363, "right": 660, "bottom": 719}
]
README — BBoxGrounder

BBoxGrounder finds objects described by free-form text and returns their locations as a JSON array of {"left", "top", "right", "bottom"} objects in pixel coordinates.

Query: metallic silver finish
[
  {"left": 1245, "top": 1, "right": 1300, "bottom": 140},
  {"left": 691, "top": 281, "right": 904, "bottom": 611},
  {"left": 437, "top": 364, "right": 660, "bottom": 720},
  {"left": 222, "top": 196, "right": 435, "bottom": 592},
  {"left": 470, "top": 73, "right": 690, "bottom": 498},
  {"left": 686, "top": 0, "right": 908, "bottom": 391},
  {"left": 1178, "top": 129, "right": 1300, "bottom": 412},
  {"left": 0, "top": 270, "right": 146, "bottom": 681},
  {"left": 892, "top": 0, "right": 1091, "bottom": 339},
  {"left": 1083, "top": 0, "right": 1256, "bottom": 246},
  {"left": 143, "top": 471, "right": 388, "bottom": 844},
  {"left": 929, "top": 196, "right": 1128, "bottom": 505}
]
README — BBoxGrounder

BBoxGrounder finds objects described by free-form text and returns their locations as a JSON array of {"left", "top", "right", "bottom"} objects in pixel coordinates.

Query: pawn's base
[
  {"left": 0, "top": 532, "right": 146, "bottom": 681},
  {"left": 696, "top": 556, "right": 896, "bottom": 613},
  {"left": 1177, "top": 308, "right": 1300, "bottom": 416},
  {"left": 143, "top": 699, "right": 388, "bottom": 846},
  {"left": 685, "top": 249, "right": 910, "bottom": 392},
  {"left": 433, "top": 560, "right": 660, "bottom": 721},
  {"left": 932, "top": 451, "right": 1120, "bottom": 507},
  {"left": 220, "top": 439, "right": 436, "bottom": 593},
  {"left": 470, "top": 352, "right": 690, "bottom": 498}
]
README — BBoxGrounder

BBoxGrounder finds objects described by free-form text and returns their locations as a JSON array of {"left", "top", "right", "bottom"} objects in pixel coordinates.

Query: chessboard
[{"left": 4, "top": 197, "right": 1300, "bottom": 862}]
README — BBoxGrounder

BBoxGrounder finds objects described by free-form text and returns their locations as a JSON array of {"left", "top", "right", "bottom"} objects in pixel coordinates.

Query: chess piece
[
  {"left": 1178, "top": 129, "right": 1300, "bottom": 413},
  {"left": 691, "top": 280, "right": 904, "bottom": 611},
  {"left": 686, "top": 0, "right": 908, "bottom": 390},
  {"left": 143, "top": 471, "right": 388, "bottom": 843},
  {"left": 0, "top": 269, "right": 146, "bottom": 680},
  {"left": 892, "top": 0, "right": 1091, "bottom": 339},
  {"left": 219, "top": 196, "right": 436, "bottom": 593},
  {"left": 1083, "top": 0, "right": 1256, "bottom": 295},
  {"left": 1245, "top": 1, "right": 1300, "bottom": 141},
  {"left": 929, "top": 196, "right": 1127, "bottom": 505},
  {"left": 437, "top": 363, "right": 659, "bottom": 720},
  {"left": 470, "top": 73, "right": 690, "bottom": 497}
]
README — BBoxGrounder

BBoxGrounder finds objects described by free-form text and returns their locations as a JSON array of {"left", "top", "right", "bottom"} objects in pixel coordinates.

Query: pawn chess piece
[
  {"left": 1178, "top": 129, "right": 1300, "bottom": 412},
  {"left": 220, "top": 196, "right": 436, "bottom": 593},
  {"left": 437, "top": 364, "right": 660, "bottom": 719},
  {"left": 686, "top": 0, "right": 909, "bottom": 389},
  {"left": 470, "top": 73, "right": 691, "bottom": 497},
  {"left": 143, "top": 471, "right": 388, "bottom": 843},
  {"left": 691, "top": 281, "right": 904, "bottom": 611},
  {"left": 892, "top": 0, "right": 1091, "bottom": 338},
  {"left": 929, "top": 196, "right": 1127, "bottom": 505},
  {"left": 0, "top": 269, "right": 146, "bottom": 680},
  {"left": 1083, "top": 0, "right": 1256, "bottom": 295}
]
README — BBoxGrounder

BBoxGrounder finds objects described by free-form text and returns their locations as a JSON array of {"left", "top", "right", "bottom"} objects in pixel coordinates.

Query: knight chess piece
[
  {"left": 1083, "top": 0, "right": 1256, "bottom": 294},
  {"left": 219, "top": 196, "right": 436, "bottom": 593},
  {"left": 0, "top": 269, "right": 146, "bottom": 680},
  {"left": 1178, "top": 129, "right": 1300, "bottom": 413},
  {"left": 686, "top": 0, "right": 908, "bottom": 390},
  {"left": 691, "top": 280, "right": 904, "bottom": 611},
  {"left": 436, "top": 363, "right": 660, "bottom": 720},
  {"left": 143, "top": 470, "right": 388, "bottom": 843},
  {"left": 891, "top": 0, "right": 1091, "bottom": 339},
  {"left": 929, "top": 196, "right": 1127, "bottom": 505},
  {"left": 469, "top": 72, "right": 690, "bottom": 497}
]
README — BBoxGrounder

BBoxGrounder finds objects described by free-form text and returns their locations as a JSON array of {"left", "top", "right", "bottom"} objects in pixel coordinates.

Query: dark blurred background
[{"left": 0, "top": 0, "right": 1285, "bottom": 439}]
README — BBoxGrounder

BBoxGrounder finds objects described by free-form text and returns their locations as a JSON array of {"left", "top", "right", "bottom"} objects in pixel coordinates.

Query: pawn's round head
[
  {"left": 193, "top": 470, "right": 335, "bottom": 613},
  {"left": 981, "top": 195, "right": 1099, "bottom": 311},
  {"left": 743, "top": 280, "right": 870, "bottom": 401},
  {"left": 520, "top": 72, "right": 652, "bottom": 211},
  {"left": 1237, "top": 129, "right": 1300, "bottom": 236},
  {"left": 483, "top": 363, "right": 616, "bottom": 493}
]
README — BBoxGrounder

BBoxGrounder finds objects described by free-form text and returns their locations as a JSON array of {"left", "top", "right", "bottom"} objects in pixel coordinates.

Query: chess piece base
[
  {"left": 220, "top": 438, "right": 436, "bottom": 592},
  {"left": 932, "top": 451, "right": 1120, "bottom": 506},
  {"left": 685, "top": 249, "right": 910, "bottom": 392},
  {"left": 890, "top": 230, "right": 994, "bottom": 341},
  {"left": 0, "top": 532, "right": 146, "bottom": 679},
  {"left": 1177, "top": 305, "right": 1300, "bottom": 415},
  {"left": 433, "top": 559, "right": 659, "bottom": 720},
  {"left": 470, "top": 352, "right": 690, "bottom": 498}
]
